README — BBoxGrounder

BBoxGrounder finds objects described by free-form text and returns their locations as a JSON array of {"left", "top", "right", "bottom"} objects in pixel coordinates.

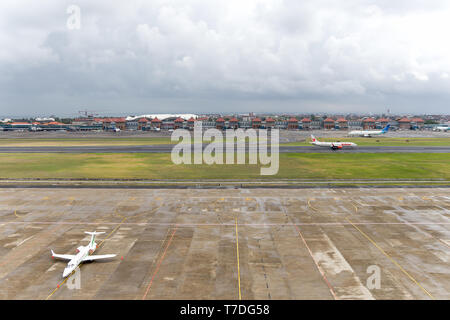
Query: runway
[{"left": 0, "top": 145, "right": 449, "bottom": 153}]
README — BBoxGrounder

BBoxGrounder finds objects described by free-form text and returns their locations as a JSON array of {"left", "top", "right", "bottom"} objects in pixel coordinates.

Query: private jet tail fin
[
  {"left": 84, "top": 231, "right": 106, "bottom": 235},
  {"left": 85, "top": 231, "right": 105, "bottom": 246}
]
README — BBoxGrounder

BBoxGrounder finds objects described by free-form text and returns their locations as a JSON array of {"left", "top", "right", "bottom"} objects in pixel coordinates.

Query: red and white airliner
[{"left": 310, "top": 135, "right": 357, "bottom": 150}]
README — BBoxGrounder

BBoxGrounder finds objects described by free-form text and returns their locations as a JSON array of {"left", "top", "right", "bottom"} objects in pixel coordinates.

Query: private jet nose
[{"left": 63, "top": 267, "right": 73, "bottom": 278}]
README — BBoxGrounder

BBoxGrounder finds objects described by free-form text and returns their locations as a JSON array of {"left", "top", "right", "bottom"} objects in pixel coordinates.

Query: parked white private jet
[
  {"left": 348, "top": 124, "right": 390, "bottom": 137},
  {"left": 310, "top": 135, "right": 357, "bottom": 150},
  {"left": 51, "top": 231, "right": 116, "bottom": 278}
]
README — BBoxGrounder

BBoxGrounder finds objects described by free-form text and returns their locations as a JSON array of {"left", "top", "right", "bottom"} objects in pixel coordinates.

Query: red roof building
[
  {"left": 150, "top": 117, "right": 161, "bottom": 129},
  {"left": 335, "top": 117, "right": 348, "bottom": 130},
  {"left": 187, "top": 117, "right": 196, "bottom": 130},
  {"left": 265, "top": 117, "right": 275, "bottom": 129},
  {"left": 376, "top": 118, "right": 390, "bottom": 128},
  {"left": 101, "top": 117, "right": 126, "bottom": 130},
  {"left": 216, "top": 117, "right": 225, "bottom": 129},
  {"left": 323, "top": 118, "right": 335, "bottom": 130},
  {"left": 287, "top": 117, "right": 299, "bottom": 130},
  {"left": 229, "top": 117, "right": 239, "bottom": 129},
  {"left": 138, "top": 117, "right": 149, "bottom": 130},
  {"left": 301, "top": 118, "right": 311, "bottom": 129},
  {"left": 398, "top": 117, "right": 411, "bottom": 129},
  {"left": 363, "top": 117, "right": 376, "bottom": 129},
  {"left": 411, "top": 117, "right": 424, "bottom": 129},
  {"left": 174, "top": 117, "right": 185, "bottom": 129},
  {"left": 252, "top": 117, "right": 262, "bottom": 129}
]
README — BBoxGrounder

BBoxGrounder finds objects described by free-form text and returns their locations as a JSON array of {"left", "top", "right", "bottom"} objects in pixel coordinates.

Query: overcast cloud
[{"left": 1, "top": 0, "right": 450, "bottom": 116}]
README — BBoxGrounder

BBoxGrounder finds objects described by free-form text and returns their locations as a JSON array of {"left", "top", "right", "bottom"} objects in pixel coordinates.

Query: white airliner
[
  {"left": 348, "top": 124, "right": 390, "bottom": 137},
  {"left": 51, "top": 231, "right": 116, "bottom": 278},
  {"left": 434, "top": 125, "right": 449, "bottom": 132},
  {"left": 310, "top": 135, "right": 357, "bottom": 150}
]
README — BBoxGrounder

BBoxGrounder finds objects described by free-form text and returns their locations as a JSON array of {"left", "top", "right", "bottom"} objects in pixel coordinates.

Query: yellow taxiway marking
[
  {"left": 113, "top": 198, "right": 131, "bottom": 219},
  {"left": 98, "top": 217, "right": 127, "bottom": 247},
  {"left": 307, "top": 198, "right": 318, "bottom": 211},
  {"left": 351, "top": 202, "right": 358, "bottom": 213},
  {"left": 42, "top": 196, "right": 49, "bottom": 200},
  {"left": 45, "top": 267, "right": 79, "bottom": 300},
  {"left": 346, "top": 217, "right": 435, "bottom": 300},
  {"left": 127, "top": 205, "right": 162, "bottom": 221},
  {"left": 422, "top": 196, "right": 432, "bottom": 201},
  {"left": 14, "top": 210, "right": 21, "bottom": 218},
  {"left": 398, "top": 197, "right": 403, "bottom": 201},
  {"left": 66, "top": 197, "right": 75, "bottom": 206},
  {"left": 235, "top": 217, "right": 242, "bottom": 300},
  {"left": 245, "top": 197, "right": 252, "bottom": 201}
]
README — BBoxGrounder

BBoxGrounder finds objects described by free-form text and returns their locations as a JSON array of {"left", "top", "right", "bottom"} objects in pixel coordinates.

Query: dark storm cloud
[{"left": 1, "top": 0, "right": 450, "bottom": 117}]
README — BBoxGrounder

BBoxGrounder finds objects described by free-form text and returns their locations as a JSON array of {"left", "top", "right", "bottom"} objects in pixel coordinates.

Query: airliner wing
[
  {"left": 82, "top": 254, "right": 116, "bottom": 261},
  {"left": 51, "top": 250, "right": 75, "bottom": 260}
]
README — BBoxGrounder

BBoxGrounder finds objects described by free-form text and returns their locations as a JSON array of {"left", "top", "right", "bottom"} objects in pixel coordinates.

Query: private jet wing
[
  {"left": 82, "top": 254, "right": 116, "bottom": 262},
  {"left": 51, "top": 250, "right": 75, "bottom": 260}
]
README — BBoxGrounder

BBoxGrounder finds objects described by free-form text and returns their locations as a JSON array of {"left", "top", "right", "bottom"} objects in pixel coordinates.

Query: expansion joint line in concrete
[
  {"left": 142, "top": 225, "right": 178, "bottom": 300},
  {"left": 279, "top": 199, "right": 336, "bottom": 299},
  {"left": 293, "top": 223, "right": 338, "bottom": 300},
  {"left": 345, "top": 217, "right": 435, "bottom": 300}
]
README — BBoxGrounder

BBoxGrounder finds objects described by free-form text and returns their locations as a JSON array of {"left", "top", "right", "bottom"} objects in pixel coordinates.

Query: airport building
[{"left": 0, "top": 114, "right": 435, "bottom": 132}]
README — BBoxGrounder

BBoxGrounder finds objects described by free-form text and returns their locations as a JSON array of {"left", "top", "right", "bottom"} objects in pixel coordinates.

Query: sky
[{"left": 1, "top": 0, "right": 450, "bottom": 117}]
